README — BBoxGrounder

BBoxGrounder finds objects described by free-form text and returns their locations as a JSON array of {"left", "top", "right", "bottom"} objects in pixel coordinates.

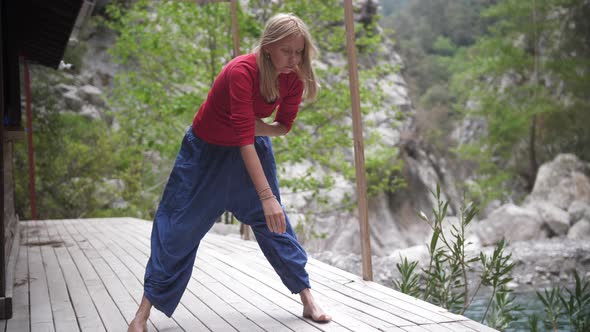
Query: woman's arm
[
  {"left": 254, "top": 119, "right": 288, "bottom": 137},
  {"left": 240, "top": 144, "right": 286, "bottom": 233}
]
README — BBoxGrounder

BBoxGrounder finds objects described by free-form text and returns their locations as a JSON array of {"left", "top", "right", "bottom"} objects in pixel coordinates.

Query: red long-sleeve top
[{"left": 192, "top": 53, "right": 303, "bottom": 146}]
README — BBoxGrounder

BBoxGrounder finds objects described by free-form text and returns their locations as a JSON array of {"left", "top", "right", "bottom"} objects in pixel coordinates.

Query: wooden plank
[
  {"left": 197, "top": 255, "right": 352, "bottom": 332},
  {"left": 177, "top": 282, "right": 239, "bottom": 331},
  {"left": 195, "top": 260, "right": 320, "bottom": 332},
  {"left": 419, "top": 323, "right": 456, "bottom": 332},
  {"left": 191, "top": 264, "right": 284, "bottom": 331},
  {"left": 197, "top": 242, "right": 388, "bottom": 331},
  {"left": 104, "top": 218, "right": 492, "bottom": 331},
  {"left": 380, "top": 327, "right": 406, "bottom": 332},
  {"left": 11, "top": 218, "right": 493, "bottom": 332},
  {"left": 99, "top": 220, "right": 238, "bottom": 332},
  {"left": 198, "top": 253, "right": 362, "bottom": 332},
  {"left": 121, "top": 220, "right": 487, "bottom": 330},
  {"left": 459, "top": 320, "right": 498, "bottom": 332},
  {"left": 401, "top": 325, "right": 432, "bottom": 332},
  {"left": 187, "top": 275, "right": 264, "bottom": 331},
  {"left": 110, "top": 220, "right": 354, "bottom": 332},
  {"left": 302, "top": 262, "right": 456, "bottom": 324},
  {"left": 302, "top": 254, "right": 466, "bottom": 321},
  {"left": 3, "top": 127, "right": 25, "bottom": 142},
  {"left": 45, "top": 221, "right": 105, "bottom": 332},
  {"left": 51, "top": 221, "right": 120, "bottom": 331},
  {"left": 38, "top": 220, "right": 78, "bottom": 332},
  {"left": 4, "top": 217, "right": 20, "bottom": 302},
  {"left": 101, "top": 219, "right": 281, "bottom": 332},
  {"left": 5, "top": 222, "right": 30, "bottom": 332},
  {"left": 439, "top": 321, "right": 480, "bottom": 332},
  {"left": 200, "top": 240, "right": 414, "bottom": 329},
  {"left": 199, "top": 236, "right": 423, "bottom": 327},
  {"left": 65, "top": 220, "right": 146, "bottom": 327},
  {"left": 57, "top": 220, "right": 128, "bottom": 331},
  {"left": 28, "top": 221, "right": 55, "bottom": 332},
  {"left": 204, "top": 235, "right": 489, "bottom": 331},
  {"left": 78, "top": 219, "right": 193, "bottom": 332},
  {"left": 202, "top": 236, "right": 438, "bottom": 326},
  {"left": 70, "top": 220, "right": 158, "bottom": 332},
  {"left": 196, "top": 256, "right": 348, "bottom": 332},
  {"left": 125, "top": 219, "right": 408, "bottom": 331},
  {"left": 113, "top": 220, "right": 351, "bottom": 331},
  {"left": 84, "top": 219, "right": 233, "bottom": 332}
]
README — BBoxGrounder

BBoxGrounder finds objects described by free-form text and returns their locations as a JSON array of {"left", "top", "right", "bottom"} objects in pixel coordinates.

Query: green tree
[
  {"left": 103, "top": 0, "right": 256, "bottom": 216},
  {"left": 451, "top": 0, "right": 590, "bottom": 203},
  {"left": 104, "top": 0, "right": 404, "bottom": 235},
  {"left": 15, "top": 66, "right": 118, "bottom": 219},
  {"left": 381, "top": 0, "right": 492, "bottom": 151}
]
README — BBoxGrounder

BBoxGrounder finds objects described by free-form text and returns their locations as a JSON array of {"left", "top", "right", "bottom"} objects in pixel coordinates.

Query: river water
[{"left": 464, "top": 290, "right": 574, "bottom": 332}]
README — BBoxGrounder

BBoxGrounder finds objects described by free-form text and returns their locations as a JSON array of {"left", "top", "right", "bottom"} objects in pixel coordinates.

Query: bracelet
[
  {"left": 257, "top": 187, "right": 272, "bottom": 196},
  {"left": 260, "top": 194, "right": 276, "bottom": 201}
]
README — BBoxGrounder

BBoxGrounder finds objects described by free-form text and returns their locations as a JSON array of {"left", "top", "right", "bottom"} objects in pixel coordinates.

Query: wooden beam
[
  {"left": 22, "top": 57, "right": 37, "bottom": 221},
  {"left": 3, "top": 128, "right": 25, "bottom": 142},
  {"left": 0, "top": 0, "right": 6, "bottom": 308},
  {"left": 343, "top": 0, "right": 373, "bottom": 281},
  {"left": 0, "top": 4, "right": 13, "bottom": 317},
  {"left": 230, "top": 0, "right": 240, "bottom": 58}
]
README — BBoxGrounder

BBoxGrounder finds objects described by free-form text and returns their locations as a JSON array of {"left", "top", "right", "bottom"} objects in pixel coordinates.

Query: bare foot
[
  {"left": 127, "top": 318, "right": 147, "bottom": 332},
  {"left": 128, "top": 295, "right": 152, "bottom": 332},
  {"left": 300, "top": 288, "right": 332, "bottom": 323}
]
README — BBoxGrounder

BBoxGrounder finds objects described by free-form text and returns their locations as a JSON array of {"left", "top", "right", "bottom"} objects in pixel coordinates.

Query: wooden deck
[{"left": 1, "top": 218, "right": 496, "bottom": 331}]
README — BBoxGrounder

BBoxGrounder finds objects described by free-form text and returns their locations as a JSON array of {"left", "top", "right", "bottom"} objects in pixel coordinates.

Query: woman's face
[{"left": 265, "top": 34, "right": 305, "bottom": 74}]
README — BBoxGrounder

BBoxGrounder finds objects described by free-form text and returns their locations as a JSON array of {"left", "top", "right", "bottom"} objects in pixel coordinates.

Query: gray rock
[
  {"left": 568, "top": 200, "right": 590, "bottom": 224},
  {"left": 389, "top": 245, "right": 429, "bottom": 264},
  {"left": 475, "top": 203, "right": 546, "bottom": 246},
  {"left": 63, "top": 89, "right": 83, "bottom": 111},
  {"left": 482, "top": 199, "right": 502, "bottom": 219},
  {"left": 526, "top": 201, "right": 570, "bottom": 236},
  {"left": 55, "top": 83, "right": 77, "bottom": 94},
  {"left": 79, "top": 104, "right": 102, "bottom": 120},
  {"left": 77, "top": 84, "right": 105, "bottom": 105},
  {"left": 567, "top": 219, "right": 590, "bottom": 240},
  {"left": 527, "top": 154, "right": 590, "bottom": 210}
]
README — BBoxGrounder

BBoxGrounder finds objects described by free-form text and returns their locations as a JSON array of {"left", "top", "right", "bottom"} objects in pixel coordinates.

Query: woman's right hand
[
  {"left": 261, "top": 197, "right": 286, "bottom": 233},
  {"left": 239, "top": 144, "right": 286, "bottom": 234}
]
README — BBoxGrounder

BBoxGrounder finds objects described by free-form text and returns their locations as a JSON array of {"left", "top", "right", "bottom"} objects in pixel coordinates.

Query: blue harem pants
[{"left": 143, "top": 127, "right": 311, "bottom": 317}]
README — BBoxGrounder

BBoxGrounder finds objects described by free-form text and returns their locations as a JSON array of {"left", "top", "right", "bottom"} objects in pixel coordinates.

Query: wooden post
[
  {"left": 343, "top": 0, "right": 372, "bottom": 281},
  {"left": 228, "top": 0, "right": 252, "bottom": 241},
  {"left": 0, "top": 14, "right": 6, "bottom": 316},
  {"left": 230, "top": 0, "right": 240, "bottom": 58},
  {"left": 22, "top": 57, "right": 37, "bottom": 221}
]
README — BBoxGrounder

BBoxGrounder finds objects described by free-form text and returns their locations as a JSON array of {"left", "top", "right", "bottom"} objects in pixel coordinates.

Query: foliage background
[{"left": 15, "top": 0, "right": 403, "bottom": 230}]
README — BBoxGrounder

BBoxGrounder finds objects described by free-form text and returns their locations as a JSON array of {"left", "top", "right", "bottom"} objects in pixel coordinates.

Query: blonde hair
[{"left": 254, "top": 13, "right": 319, "bottom": 103}]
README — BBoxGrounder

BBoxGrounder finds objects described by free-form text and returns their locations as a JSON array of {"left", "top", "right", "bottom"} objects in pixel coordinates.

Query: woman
[{"left": 128, "top": 13, "right": 331, "bottom": 331}]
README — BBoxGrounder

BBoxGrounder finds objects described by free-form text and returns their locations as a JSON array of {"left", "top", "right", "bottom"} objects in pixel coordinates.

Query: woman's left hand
[
  {"left": 254, "top": 119, "right": 288, "bottom": 137},
  {"left": 254, "top": 118, "right": 266, "bottom": 136}
]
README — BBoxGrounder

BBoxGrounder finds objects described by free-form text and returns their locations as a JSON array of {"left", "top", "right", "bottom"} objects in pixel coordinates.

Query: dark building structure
[{"left": 1, "top": 0, "right": 85, "bottom": 319}]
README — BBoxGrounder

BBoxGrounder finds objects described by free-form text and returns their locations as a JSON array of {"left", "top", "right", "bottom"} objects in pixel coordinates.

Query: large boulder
[
  {"left": 568, "top": 200, "right": 590, "bottom": 224},
  {"left": 77, "top": 84, "right": 105, "bottom": 106},
  {"left": 567, "top": 219, "right": 590, "bottom": 240},
  {"left": 526, "top": 202, "right": 570, "bottom": 236},
  {"left": 474, "top": 203, "right": 546, "bottom": 246},
  {"left": 526, "top": 154, "right": 590, "bottom": 210}
]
